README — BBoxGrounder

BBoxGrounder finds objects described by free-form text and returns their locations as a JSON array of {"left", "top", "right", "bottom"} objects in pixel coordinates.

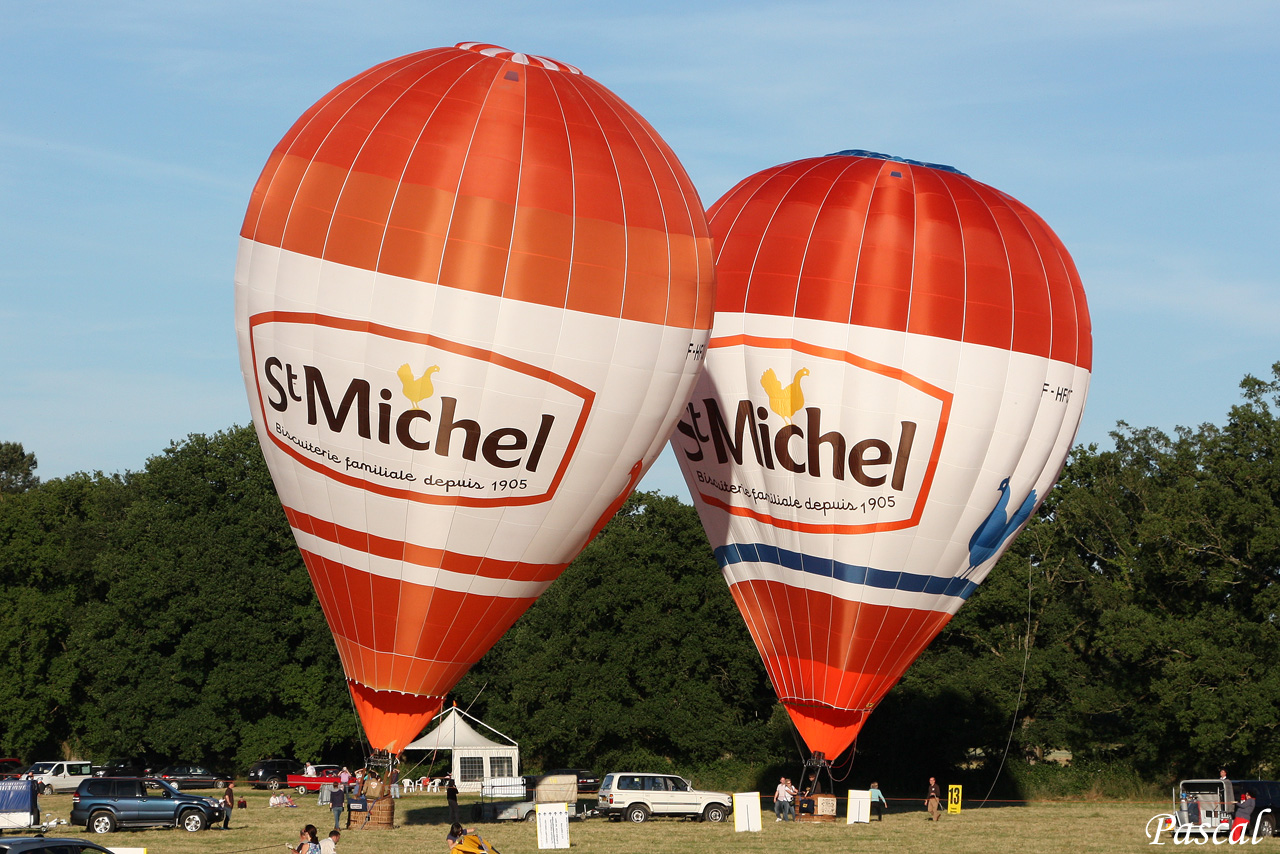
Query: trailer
[
  {"left": 478, "top": 774, "right": 590, "bottom": 822},
  {"left": 0, "top": 779, "right": 65, "bottom": 834},
  {"left": 1171, "top": 778, "right": 1235, "bottom": 838}
]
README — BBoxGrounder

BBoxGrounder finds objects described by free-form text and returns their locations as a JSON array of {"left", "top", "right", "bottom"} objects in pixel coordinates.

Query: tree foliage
[
  {"left": 2, "top": 363, "right": 1280, "bottom": 789},
  {"left": 0, "top": 441, "right": 40, "bottom": 496},
  {"left": 0, "top": 427, "right": 360, "bottom": 769}
]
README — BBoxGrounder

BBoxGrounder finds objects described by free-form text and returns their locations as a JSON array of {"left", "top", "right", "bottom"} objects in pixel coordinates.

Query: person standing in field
[
  {"left": 773, "top": 776, "right": 792, "bottom": 821},
  {"left": 446, "top": 775, "right": 460, "bottom": 824},
  {"left": 329, "top": 784, "right": 346, "bottom": 831},
  {"left": 1232, "top": 791, "right": 1256, "bottom": 842},
  {"left": 222, "top": 781, "right": 236, "bottom": 829},
  {"left": 925, "top": 777, "right": 942, "bottom": 821},
  {"left": 869, "top": 782, "right": 887, "bottom": 821}
]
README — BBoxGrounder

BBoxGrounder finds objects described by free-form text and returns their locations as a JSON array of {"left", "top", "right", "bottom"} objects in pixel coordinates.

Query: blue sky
[{"left": 3, "top": 1, "right": 1278, "bottom": 499}]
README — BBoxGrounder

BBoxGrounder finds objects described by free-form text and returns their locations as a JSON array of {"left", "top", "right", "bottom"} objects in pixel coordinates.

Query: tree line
[{"left": 1, "top": 363, "right": 1277, "bottom": 794}]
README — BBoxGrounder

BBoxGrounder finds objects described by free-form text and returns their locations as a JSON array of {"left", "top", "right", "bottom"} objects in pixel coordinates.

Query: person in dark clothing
[
  {"left": 446, "top": 776, "right": 460, "bottom": 824},
  {"left": 926, "top": 777, "right": 942, "bottom": 821},
  {"left": 328, "top": 784, "right": 346, "bottom": 830},
  {"left": 222, "top": 782, "right": 236, "bottom": 829},
  {"left": 1232, "top": 791, "right": 1256, "bottom": 842}
]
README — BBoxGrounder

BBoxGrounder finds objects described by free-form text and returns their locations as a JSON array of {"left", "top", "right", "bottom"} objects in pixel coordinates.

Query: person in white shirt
[{"left": 774, "top": 776, "right": 794, "bottom": 821}]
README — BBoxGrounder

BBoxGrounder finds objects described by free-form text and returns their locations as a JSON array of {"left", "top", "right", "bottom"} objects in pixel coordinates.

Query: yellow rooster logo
[
  {"left": 397, "top": 364, "right": 440, "bottom": 410},
  {"left": 760, "top": 367, "right": 810, "bottom": 425}
]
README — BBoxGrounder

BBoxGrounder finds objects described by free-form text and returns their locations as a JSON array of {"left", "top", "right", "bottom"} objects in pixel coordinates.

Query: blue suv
[{"left": 70, "top": 777, "right": 224, "bottom": 833}]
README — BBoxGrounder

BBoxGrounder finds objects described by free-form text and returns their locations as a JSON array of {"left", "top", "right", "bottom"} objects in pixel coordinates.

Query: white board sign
[
  {"left": 847, "top": 789, "right": 870, "bottom": 824},
  {"left": 733, "top": 791, "right": 762, "bottom": 832},
  {"left": 536, "top": 802, "right": 569, "bottom": 849}
]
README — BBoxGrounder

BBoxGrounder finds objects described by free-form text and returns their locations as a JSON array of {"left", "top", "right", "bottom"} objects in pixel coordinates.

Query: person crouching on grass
[{"left": 446, "top": 822, "right": 500, "bottom": 853}]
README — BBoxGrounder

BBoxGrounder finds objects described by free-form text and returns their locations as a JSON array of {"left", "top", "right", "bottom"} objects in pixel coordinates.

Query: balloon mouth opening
[
  {"left": 783, "top": 701, "right": 870, "bottom": 759},
  {"left": 348, "top": 681, "right": 444, "bottom": 752},
  {"left": 826, "top": 149, "right": 968, "bottom": 177}
]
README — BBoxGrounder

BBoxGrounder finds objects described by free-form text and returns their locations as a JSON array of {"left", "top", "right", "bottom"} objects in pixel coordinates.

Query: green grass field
[{"left": 23, "top": 788, "right": 1185, "bottom": 854}]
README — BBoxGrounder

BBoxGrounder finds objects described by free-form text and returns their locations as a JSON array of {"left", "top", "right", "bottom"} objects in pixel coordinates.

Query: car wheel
[
  {"left": 180, "top": 810, "right": 208, "bottom": 832},
  {"left": 215, "top": 780, "right": 227, "bottom": 789},
  {"left": 1259, "top": 814, "right": 1276, "bottom": 838},
  {"left": 89, "top": 811, "right": 117, "bottom": 834},
  {"left": 41, "top": 784, "right": 54, "bottom": 796},
  {"left": 268, "top": 777, "right": 282, "bottom": 790},
  {"left": 524, "top": 811, "right": 537, "bottom": 822},
  {"left": 703, "top": 804, "right": 728, "bottom": 823},
  {"left": 626, "top": 804, "right": 649, "bottom": 823},
  {"left": 296, "top": 785, "right": 308, "bottom": 794}
]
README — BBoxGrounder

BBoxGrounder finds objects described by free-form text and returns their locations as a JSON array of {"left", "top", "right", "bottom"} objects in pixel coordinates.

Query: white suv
[
  {"left": 597, "top": 772, "right": 731, "bottom": 823},
  {"left": 26, "top": 760, "right": 94, "bottom": 794}
]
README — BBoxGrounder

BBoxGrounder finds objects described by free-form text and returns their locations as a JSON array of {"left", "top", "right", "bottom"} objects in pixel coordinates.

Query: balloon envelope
[
  {"left": 673, "top": 151, "right": 1090, "bottom": 758},
  {"left": 235, "top": 43, "right": 714, "bottom": 750}
]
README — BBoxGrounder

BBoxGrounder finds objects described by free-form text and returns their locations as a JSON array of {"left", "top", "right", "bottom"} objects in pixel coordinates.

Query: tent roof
[{"left": 404, "top": 706, "right": 517, "bottom": 751}]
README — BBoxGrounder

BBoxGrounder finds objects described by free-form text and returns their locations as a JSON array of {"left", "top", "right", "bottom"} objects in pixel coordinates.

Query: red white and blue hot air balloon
[
  {"left": 673, "top": 150, "right": 1090, "bottom": 759},
  {"left": 235, "top": 43, "right": 714, "bottom": 751}
]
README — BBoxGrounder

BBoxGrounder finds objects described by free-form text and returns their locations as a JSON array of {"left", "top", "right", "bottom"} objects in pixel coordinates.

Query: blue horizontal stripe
[{"left": 714, "top": 543, "right": 978, "bottom": 601}]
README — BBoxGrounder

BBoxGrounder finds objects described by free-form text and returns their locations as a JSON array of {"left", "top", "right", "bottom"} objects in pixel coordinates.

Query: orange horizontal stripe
[
  {"left": 284, "top": 505, "right": 569, "bottom": 583},
  {"left": 247, "top": 156, "right": 710, "bottom": 327}
]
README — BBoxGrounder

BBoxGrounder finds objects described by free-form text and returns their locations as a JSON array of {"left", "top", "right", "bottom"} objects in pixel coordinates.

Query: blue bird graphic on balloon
[{"left": 965, "top": 477, "right": 1037, "bottom": 575}]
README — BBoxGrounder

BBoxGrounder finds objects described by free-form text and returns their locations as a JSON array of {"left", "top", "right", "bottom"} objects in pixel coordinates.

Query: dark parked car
[
  {"left": 0, "top": 758, "right": 23, "bottom": 779},
  {"left": 547, "top": 769, "right": 600, "bottom": 793},
  {"left": 0, "top": 838, "right": 114, "bottom": 854},
  {"left": 70, "top": 777, "right": 224, "bottom": 833},
  {"left": 92, "top": 758, "right": 153, "bottom": 778},
  {"left": 1233, "top": 780, "right": 1280, "bottom": 837},
  {"left": 154, "top": 764, "right": 229, "bottom": 789},
  {"left": 247, "top": 759, "right": 304, "bottom": 790}
]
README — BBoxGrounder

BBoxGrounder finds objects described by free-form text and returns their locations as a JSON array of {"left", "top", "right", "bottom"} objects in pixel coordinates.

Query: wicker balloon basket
[{"left": 347, "top": 798, "right": 394, "bottom": 830}]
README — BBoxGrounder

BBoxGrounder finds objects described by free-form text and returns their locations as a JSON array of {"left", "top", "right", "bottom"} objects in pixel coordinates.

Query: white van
[{"left": 26, "top": 760, "right": 94, "bottom": 794}]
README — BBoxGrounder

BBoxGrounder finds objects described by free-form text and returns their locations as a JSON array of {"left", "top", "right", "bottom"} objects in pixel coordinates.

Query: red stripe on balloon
[{"left": 284, "top": 505, "right": 569, "bottom": 583}]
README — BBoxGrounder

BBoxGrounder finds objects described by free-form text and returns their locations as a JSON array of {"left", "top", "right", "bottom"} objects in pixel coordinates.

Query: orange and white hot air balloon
[
  {"left": 673, "top": 150, "right": 1090, "bottom": 760},
  {"left": 235, "top": 43, "right": 714, "bottom": 751}
]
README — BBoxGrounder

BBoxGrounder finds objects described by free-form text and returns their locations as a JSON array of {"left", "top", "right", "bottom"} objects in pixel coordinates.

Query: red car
[{"left": 286, "top": 765, "right": 342, "bottom": 793}]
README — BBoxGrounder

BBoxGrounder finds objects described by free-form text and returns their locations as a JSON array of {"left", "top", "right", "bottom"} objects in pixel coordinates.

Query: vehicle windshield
[{"left": 27, "top": 763, "right": 56, "bottom": 774}]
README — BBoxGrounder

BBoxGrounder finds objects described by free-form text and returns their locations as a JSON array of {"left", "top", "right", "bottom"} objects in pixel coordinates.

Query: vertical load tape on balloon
[
  {"left": 672, "top": 151, "right": 1090, "bottom": 758},
  {"left": 235, "top": 43, "right": 715, "bottom": 751}
]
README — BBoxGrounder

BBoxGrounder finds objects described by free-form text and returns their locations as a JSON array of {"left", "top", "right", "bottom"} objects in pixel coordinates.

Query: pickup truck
[{"left": 286, "top": 766, "right": 343, "bottom": 793}]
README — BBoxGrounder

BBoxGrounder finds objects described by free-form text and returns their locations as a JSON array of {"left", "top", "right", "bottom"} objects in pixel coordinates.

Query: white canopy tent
[{"left": 404, "top": 705, "right": 520, "bottom": 792}]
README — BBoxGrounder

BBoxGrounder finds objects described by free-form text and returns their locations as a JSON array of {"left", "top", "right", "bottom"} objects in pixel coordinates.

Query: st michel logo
[
  {"left": 676, "top": 365, "right": 918, "bottom": 489},
  {"left": 262, "top": 358, "right": 556, "bottom": 473}
]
